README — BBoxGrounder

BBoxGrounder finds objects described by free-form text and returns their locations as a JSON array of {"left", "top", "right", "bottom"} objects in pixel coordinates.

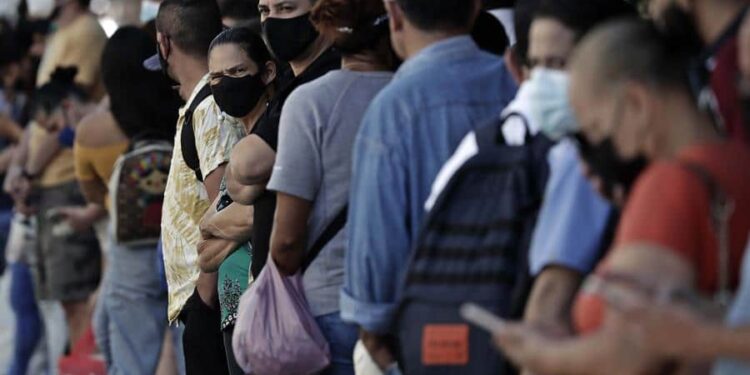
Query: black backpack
[
  {"left": 395, "top": 113, "right": 555, "bottom": 375},
  {"left": 181, "top": 83, "right": 213, "bottom": 182}
]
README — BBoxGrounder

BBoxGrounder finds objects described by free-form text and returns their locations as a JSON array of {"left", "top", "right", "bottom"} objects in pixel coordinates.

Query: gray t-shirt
[{"left": 268, "top": 69, "right": 393, "bottom": 317}]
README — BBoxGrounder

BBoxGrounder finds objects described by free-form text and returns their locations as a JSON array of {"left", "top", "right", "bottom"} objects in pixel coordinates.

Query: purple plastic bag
[{"left": 233, "top": 258, "right": 331, "bottom": 375}]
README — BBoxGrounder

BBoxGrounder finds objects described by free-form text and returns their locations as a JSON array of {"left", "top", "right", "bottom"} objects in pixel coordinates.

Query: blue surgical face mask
[{"left": 522, "top": 68, "right": 579, "bottom": 141}]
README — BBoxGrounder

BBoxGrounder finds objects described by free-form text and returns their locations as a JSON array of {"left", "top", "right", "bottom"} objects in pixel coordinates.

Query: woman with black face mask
[
  {"left": 226, "top": 0, "right": 340, "bottom": 282},
  {"left": 208, "top": 28, "right": 277, "bottom": 133},
  {"left": 200, "top": 27, "right": 277, "bottom": 375}
]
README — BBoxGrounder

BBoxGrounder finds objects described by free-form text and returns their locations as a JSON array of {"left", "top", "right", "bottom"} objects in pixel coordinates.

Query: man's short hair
[
  {"left": 512, "top": 0, "right": 540, "bottom": 64},
  {"left": 396, "top": 0, "right": 478, "bottom": 32},
  {"left": 156, "top": 0, "right": 223, "bottom": 59}
]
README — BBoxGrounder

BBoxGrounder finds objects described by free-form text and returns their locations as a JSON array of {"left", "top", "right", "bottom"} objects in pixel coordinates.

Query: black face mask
[
  {"left": 574, "top": 133, "right": 649, "bottom": 202},
  {"left": 156, "top": 40, "right": 180, "bottom": 88},
  {"left": 262, "top": 13, "right": 319, "bottom": 63},
  {"left": 211, "top": 73, "right": 267, "bottom": 118}
]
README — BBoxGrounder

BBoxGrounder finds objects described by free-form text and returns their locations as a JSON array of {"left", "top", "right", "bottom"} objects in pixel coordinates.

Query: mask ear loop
[{"left": 336, "top": 14, "right": 389, "bottom": 34}]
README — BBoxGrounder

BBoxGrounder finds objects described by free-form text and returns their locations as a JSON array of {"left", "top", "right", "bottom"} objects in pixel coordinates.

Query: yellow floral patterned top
[{"left": 162, "top": 75, "right": 244, "bottom": 322}]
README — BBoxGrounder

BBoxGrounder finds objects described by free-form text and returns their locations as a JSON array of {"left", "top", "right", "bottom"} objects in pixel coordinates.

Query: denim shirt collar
[{"left": 395, "top": 35, "right": 479, "bottom": 79}]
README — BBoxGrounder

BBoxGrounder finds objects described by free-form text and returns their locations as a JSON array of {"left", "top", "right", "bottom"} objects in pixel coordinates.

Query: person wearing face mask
[
  {"left": 492, "top": 18, "right": 750, "bottom": 374},
  {"left": 649, "top": 0, "right": 749, "bottom": 144},
  {"left": 425, "top": 2, "right": 633, "bottom": 373},
  {"left": 145, "top": 1, "right": 244, "bottom": 374},
  {"left": 198, "top": 27, "right": 277, "bottom": 375},
  {"left": 227, "top": 0, "right": 340, "bottom": 281},
  {"left": 502, "top": 1, "right": 637, "bottom": 366},
  {"left": 10, "top": 67, "right": 102, "bottom": 363}
]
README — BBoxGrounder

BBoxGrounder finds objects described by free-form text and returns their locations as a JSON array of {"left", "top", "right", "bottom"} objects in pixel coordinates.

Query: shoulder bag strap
[
  {"left": 180, "top": 83, "right": 214, "bottom": 182},
  {"left": 680, "top": 161, "right": 735, "bottom": 307},
  {"left": 301, "top": 206, "right": 348, "bottom": 274}
]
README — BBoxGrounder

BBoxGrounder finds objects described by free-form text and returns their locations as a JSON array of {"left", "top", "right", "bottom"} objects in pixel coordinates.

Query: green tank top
[{"left": 218, "top": 244, "right": 252, "bottom": 330}]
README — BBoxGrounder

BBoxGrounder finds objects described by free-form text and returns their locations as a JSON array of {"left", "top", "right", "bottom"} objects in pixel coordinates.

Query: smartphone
[{"left": 460, "top": 303, "right": 507, "bottom": 333}]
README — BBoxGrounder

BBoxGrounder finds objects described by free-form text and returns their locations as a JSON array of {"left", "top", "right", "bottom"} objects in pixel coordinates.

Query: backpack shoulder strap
[
  {"left": 301, "top": 206, "right": 348, "bottom": 273},
  {"left": 180, "top": 83, "right": 214, "bottom": 182},
  {"left": 679, "top": 161, "right": 735, "bottom": 307},
  {"left": 496, "top": 111, "right": 532, "bottom": 146}
]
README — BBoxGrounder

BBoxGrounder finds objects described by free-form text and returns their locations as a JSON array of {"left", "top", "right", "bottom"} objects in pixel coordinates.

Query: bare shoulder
[{"left": 76, "top": 109, "right": 127, "bottom": 147}]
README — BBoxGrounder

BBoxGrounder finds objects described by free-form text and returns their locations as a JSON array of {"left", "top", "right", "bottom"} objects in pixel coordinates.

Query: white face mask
[
  {"left": 26, "top": 0, "right": 55, "bottom": 19},
  {"left": 522, "top": 68, "right": 579, "bottom": 141},
  {"left": 140, "top": 0, "right": 159, "bottom": 24}
]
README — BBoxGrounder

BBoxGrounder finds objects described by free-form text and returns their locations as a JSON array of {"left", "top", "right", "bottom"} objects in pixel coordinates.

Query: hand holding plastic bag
[{"left": 233, "top": 258, "right": 331, "bottom": 375}]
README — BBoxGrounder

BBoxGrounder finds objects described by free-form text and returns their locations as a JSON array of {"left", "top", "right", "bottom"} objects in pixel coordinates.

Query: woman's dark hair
[
  {"left": 209, "top": 27, "right": 274, "bottom": 73},
  {"left": 471, "top": 10, "right": 509, "bottom": 56},
  {"left": 32, "top": 67, "right": 87, "bottom": 114},
  {"left": 102, "top": 26, "right": 181, "bottom": 141},
  {"left": 534, "top": 0, "right": 637, "bottom": 41},
  {"left": 311, "top": 0, "right": 392, "bottom": 65},
  {"left": 513, "top": 0, "right": 541, "bottom": 65}
]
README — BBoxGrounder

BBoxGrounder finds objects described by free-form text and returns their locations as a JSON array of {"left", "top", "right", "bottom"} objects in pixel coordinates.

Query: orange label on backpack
[{"left": 421, "top": 324, "right": 469, "bottom": 366}]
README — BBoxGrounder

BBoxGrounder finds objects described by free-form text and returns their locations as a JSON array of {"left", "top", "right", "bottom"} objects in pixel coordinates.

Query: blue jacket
[{"left": 341, "top": 35, "right": 517, "bottom": 333}]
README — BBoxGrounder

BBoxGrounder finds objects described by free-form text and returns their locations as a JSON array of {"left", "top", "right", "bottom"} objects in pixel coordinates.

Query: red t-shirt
[{"left": 574, "top": 141, "right": 750, "bottom": 334}]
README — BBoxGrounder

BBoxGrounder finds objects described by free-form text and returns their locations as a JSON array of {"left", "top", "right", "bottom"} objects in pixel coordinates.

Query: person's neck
[
  {"left": 402, "top": 29, "right": 466, "bottom": 60},
  {"left": 57, "top": 8, "right": 84, "bottom": 28},
  {"left": 694, "top": 0, "right": 745, "bottom": 43},
  {"left": 657, "top": 97, "right": 722, "bottom": 159},
  {"left": 341, "top": 52, "right": 389, "bottom": 72},
  {"left": 289, "top": 37, "right": 333, "bottom": 76},
  {"left": 176, "top": 58, "right": 209, "bottom": 101},
  {"left": 241, "top": 89, "right": 274, "bottom": 132}
]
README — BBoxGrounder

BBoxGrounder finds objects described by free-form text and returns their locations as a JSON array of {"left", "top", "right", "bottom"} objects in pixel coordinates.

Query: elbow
[
  {"left": 236, "top": 162, "right": 268, "bottom": 186},
  {"left": 271, "top": 236, "right": 303, "bottom": 276}
]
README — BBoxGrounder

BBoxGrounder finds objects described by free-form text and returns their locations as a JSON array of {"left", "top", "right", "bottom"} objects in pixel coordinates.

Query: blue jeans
[
  {"left": 93, "top": 239, "right": 167, "bottom": 375},
  {"left": 8, "top": 262, "right": 42, "bottom": 375},
  {"left": 316, "top": 312, "right": 358, "bottom": 375},
  {"left": 0, "top": 209, "right": 14, "bottom": 275}
]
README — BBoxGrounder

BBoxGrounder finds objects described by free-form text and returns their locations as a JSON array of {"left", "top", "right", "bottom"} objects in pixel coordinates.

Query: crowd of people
[{"left": 1, "top": 0, "right": 750, "bottom": 374}]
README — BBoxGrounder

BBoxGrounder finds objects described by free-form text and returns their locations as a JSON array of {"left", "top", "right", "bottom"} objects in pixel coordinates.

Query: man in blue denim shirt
[{"left": 341, "top": 0, "right": 516, "bottom": 370}]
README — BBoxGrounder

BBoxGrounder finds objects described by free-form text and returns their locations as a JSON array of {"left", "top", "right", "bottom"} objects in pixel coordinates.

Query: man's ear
[
  {"left": 262, "top": 61, "right": 277, "bottom": 85},
  {"left": 385, "top": 0, "right": 404, "bottom": 34},
  {"left": 622, "top": 82, "right": 651, "bottom": 133},
  {"left": 157, "top": 32, "right": 170, "bottom": 59}
]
